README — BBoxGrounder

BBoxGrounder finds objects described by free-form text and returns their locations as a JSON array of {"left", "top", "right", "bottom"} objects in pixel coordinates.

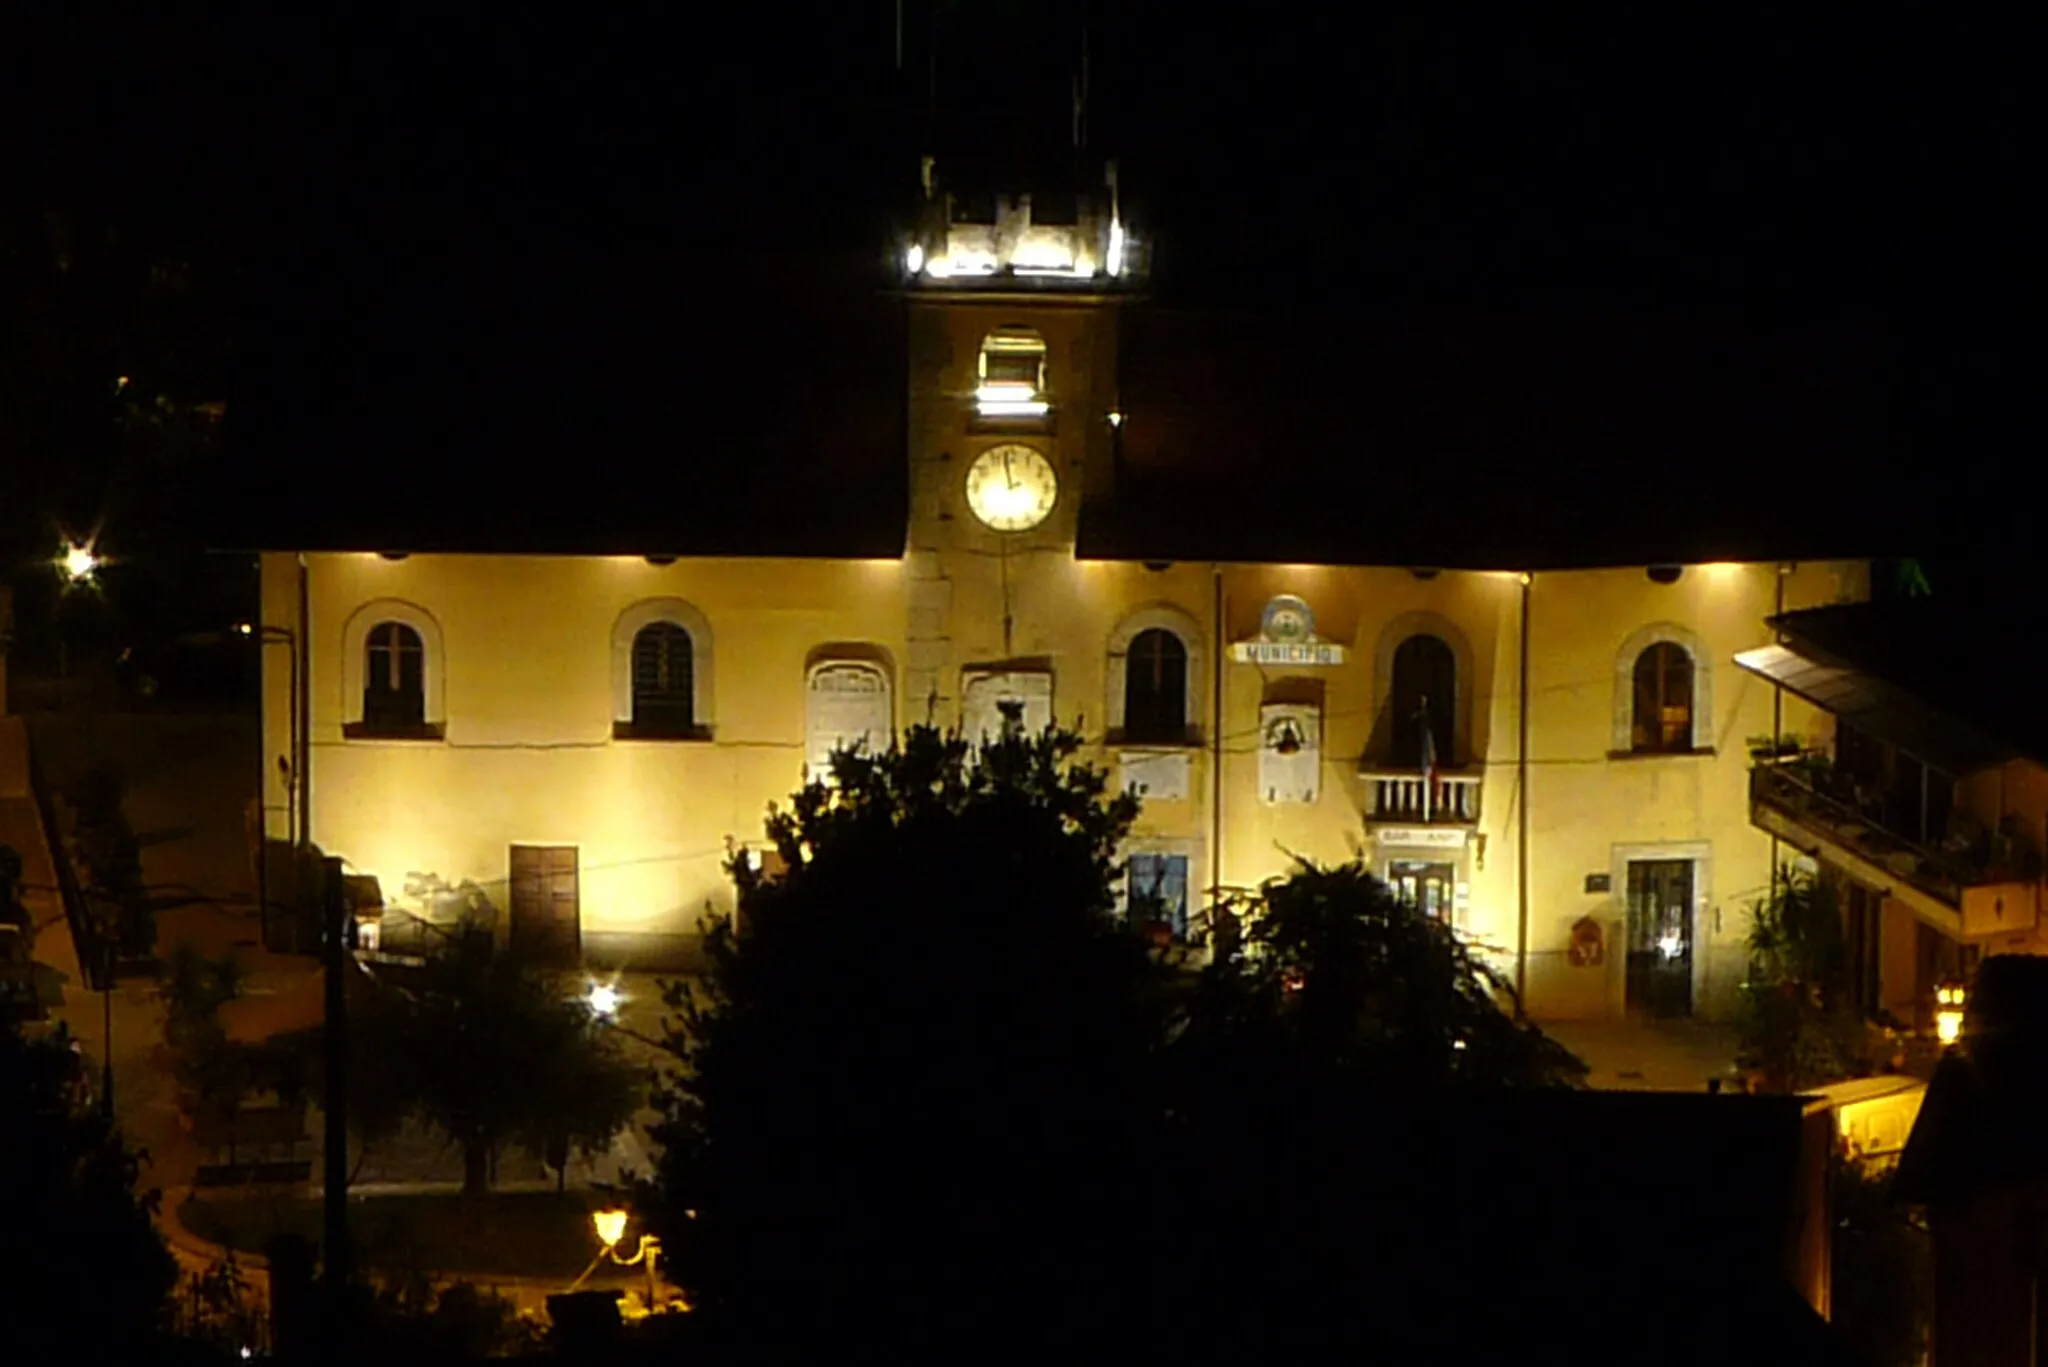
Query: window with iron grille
[
  {"left": 1127, "top": 852, "right": 1190, "bottom": 942},
  {"left": 1123, "top": 628, "right": 1189, "bottom": 743},
  {"left": 1631, "top": 642, "right": 1695, "bottom": 752},
  {"left": 631, "top": 623, "right": 695, "bottom": 734},
  {"left": 362, "top": 622, "right": 425, "bottom": 730}
]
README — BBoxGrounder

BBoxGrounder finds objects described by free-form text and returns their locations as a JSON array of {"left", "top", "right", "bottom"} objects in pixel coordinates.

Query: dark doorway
[
  {"left": 1390, "top": 860, "right": 1456, "bottom": 923},
  {"left": 509, "top": 845, "right": 581, "bottom": 967},
  {"left": 1389, "top": 634, "right": 1456, "bottom": 767},
  {"left": 1625, "top": 859, "right": 1694, "bottom": 1018}
]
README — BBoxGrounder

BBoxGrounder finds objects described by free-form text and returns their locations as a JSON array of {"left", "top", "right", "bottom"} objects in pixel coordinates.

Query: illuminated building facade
[
  {"left": 248, "top": 155, "right": 1883, "bottom": 1023},
  {"left": 244, "top": 9, "right": 1894, "bottom": 1024}
]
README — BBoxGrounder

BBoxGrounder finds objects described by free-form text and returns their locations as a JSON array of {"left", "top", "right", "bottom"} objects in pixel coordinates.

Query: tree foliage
[
  {"left": 1154, "top": 861, "right": 1586, "bottom": 1356},
  {"left": 1190, "top": 860, "right": 1587, "bottom": 1089},
  {"left": 646, "top": 726, "right": 1588, "bottom": 1356},
  {"left": 646, "top": 725, "right": 1166, "bottom": 1355},
  {"left": 0, "top": 1019, "right": 179, "bottom": 1354},
  {"left": 1736, "top": 869, "right": 1867, "bottom": 1091},
  {"left": 351, "top": 926, "right": 642, "bottom": 1195}
]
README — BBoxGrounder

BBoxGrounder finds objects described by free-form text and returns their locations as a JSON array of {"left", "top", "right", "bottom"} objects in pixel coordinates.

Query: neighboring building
[
  {"left": 1895, "top": 953, "right": 2048, "bottom": 1367},
  {"left": 1738, "top": 601, "right": 2048, "bottom": 1034},
  {"left": 236, "top": 148, "right": 1885, "bottom": 1025}
]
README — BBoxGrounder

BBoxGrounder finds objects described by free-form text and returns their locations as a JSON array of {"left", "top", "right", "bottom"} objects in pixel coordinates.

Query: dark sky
[{"left": 2, "top": 4, "right": 2032, "bottom": 580}]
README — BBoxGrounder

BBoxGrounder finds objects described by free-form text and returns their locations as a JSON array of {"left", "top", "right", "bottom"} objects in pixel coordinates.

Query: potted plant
[{"left": 1747, "top": 734, "right": 1806, "bottom": 762}]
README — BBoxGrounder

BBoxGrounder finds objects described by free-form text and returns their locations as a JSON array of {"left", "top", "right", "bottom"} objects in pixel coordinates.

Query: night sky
[{"left": 2, "top": 4, "right": 2032, "bottom": 593}]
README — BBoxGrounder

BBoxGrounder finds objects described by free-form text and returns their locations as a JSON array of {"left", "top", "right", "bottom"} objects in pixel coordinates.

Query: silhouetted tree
[
  {"left": 0, "top": 1019, "right": 179, "bottom": 1354},
  {"left": 1154, "top": 861, "right": 1587, "bottom": 1357},
  {"left": 349, "top": 925, "right": 641, "bottom": 1195},
  {"left": 645, "top": 724, "right": 1170, "bottom": 1357},
  {"left": 1736, "top": 869, "right": 1866, "bottom": 1091}
]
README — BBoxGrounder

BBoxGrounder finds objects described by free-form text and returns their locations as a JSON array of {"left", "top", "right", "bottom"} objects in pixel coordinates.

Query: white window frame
[
  {"left": 805, "top": 656, "right": 895, "bottom": 781},
  {"left": 1613, "top": 622, "right": 1713, "bottom": 754},
  {"left": 341, "top": 598, "right": 447, "bottom": 735},
  {"left": 612, "top": 598, "right": 715, "bottom": 736},
  {"left": 1105, "top": 604, "right": 1204, "bottom": 745}
]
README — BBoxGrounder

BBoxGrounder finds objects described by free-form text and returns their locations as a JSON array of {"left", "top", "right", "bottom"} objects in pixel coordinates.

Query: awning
[{"left": 1734, "top": 642, "right": 2016, "bottom": 776}]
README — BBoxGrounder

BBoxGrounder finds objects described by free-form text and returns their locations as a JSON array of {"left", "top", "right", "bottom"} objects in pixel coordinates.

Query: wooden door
[{"left": 509, "top": 845, "right": 580, "bottom": 968}]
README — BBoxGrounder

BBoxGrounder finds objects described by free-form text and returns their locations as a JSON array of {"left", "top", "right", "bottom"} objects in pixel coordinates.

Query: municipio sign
[{"left": 1231, "top": 594, "right": 1347, "bottom": 666}]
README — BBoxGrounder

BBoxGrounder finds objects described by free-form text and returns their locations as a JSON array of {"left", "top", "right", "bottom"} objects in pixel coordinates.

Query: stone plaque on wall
[
  {"left": 961, "top": 670, "right": 1054, "bottom": 746},
  {"left": 806, "top": 662, "right": 893, "bottom": 778},
  {"left": 1259, "top": 703, "right": 1321, "bottom": 805},
  {"left": 1119, "top": 749, "right": 1192, "bottom": 802}
]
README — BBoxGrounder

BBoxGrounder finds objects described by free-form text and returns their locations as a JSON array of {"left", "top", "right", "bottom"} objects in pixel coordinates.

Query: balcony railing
[
  {"left": 1362, "top": 769, "right": 1482, "bottom": 825},
  {"left": 1749, "top": 762, "right": 2042, "bottom": 914}
]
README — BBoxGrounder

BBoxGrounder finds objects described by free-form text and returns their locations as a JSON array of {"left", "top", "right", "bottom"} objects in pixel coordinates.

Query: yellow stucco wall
[{"left": 264, "top": 544, "right": 1861, "bottom": 1020}]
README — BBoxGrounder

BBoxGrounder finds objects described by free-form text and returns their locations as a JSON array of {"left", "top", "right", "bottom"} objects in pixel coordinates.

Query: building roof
[
  {"left": 1751, "top": 601, "right": 2048, "bottom": 771},
  {"left": 1079, "top": 310, "right": 1912, "bottom": 570},
  {"left": 209, "top": 253, "right": 910, "bottom": 558}
]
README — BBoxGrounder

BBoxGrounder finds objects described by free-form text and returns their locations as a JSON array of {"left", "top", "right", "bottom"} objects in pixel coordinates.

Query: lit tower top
[
  {"left": 896, "top": 1, "right": 1140, "bottom": 291},
  {"left": 904, "top": 155, "right": 1139, "bottom": 290}
]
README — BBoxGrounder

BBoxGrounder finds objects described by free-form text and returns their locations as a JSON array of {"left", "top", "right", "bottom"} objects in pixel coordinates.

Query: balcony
[
  {"left": 1749, "top": 762, "right": 2041, "bottom": 938},
  {"left": 1361, "top": 768, "right": 1482, "bottom": 826}
]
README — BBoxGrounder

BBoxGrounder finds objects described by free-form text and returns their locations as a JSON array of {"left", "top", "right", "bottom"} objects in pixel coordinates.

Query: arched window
[
  {"left": 806, "top": 658, "right": 894, "bottom": 779},
  {"left": 362, "top": 622, "right": 425, "bottom": 730},
  {"left": 1632, "top": 642, "right": 1695, "bottom": 753},
  {"left": 1123, "top": 628, "right": 1189, "bottom": 743},
  {"left": 1389, "top": 634, "right": 1457, "bottom": 768},
  {"left": 631, "top": 623, "right": 696, "bottom": 735}
]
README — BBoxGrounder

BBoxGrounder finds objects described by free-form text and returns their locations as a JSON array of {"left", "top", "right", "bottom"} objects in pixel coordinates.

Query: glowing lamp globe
[
  {"left": 61, "top": 543, "right": 99, "bottom": 581},
  {"left": 592, "top": 1207, "right": 629, "bottom": 1249}
]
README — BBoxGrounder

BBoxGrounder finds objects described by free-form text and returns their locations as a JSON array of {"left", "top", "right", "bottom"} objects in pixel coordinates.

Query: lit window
[
  {"left": 976, "top": 328, "right": 1048, "bottom": 418},
  {"left": 362, "top": 622, "right": 425, "bottom": 730},
  {"left": 1631, "top": 642, "right": 1695, "bottom": 752},
  {"left": 632, "top": 623, "right": 696, "bottom": 736},
  {"left": 1127, "top": 853, "right": 1190, "bottom": 943}
]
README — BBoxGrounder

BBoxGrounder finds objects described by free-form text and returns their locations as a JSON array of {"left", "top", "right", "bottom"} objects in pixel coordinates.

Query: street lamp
[
  {"left": 586, "top": 981, "right": 622, "bottom": 1020},
  {"left": 590, "top": 1207, "right": 665, "bottom": 1311},
  {"left": 1936, "top": 980, "right": 1968, "bottom": 1046},
  {"left": 60, "top": 541, "right": 100, "bottom": 584}
]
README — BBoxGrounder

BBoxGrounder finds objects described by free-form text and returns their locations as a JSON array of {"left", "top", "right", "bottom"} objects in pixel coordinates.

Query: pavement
[{"left": 1541, "top": 1016, "right": 1746, "bottom": 1092}]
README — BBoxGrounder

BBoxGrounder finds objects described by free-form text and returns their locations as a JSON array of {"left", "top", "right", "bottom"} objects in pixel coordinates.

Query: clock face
[{"left": 964, "top": 444, "right": 1059, "bottom": 531}]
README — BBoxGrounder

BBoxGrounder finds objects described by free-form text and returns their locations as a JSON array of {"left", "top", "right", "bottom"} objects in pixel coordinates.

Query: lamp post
[
  {"left": 1935, "top": 979, "right": 1968, "bottom": 1047},
  {"left": 55, "top": 541, "right": 101, "bottom": 712},
  {"left": 234, "top": 622, "right": 300, "bottom": 953},
  {"left": 101, "top": 938, "right": 115, "bottom": 1118},
  {"left": 236, "top": 622, "right": 300, "bottom": 847},
  {"left": 590, "top": 1207, "right": 665, "bottom": 1312}
]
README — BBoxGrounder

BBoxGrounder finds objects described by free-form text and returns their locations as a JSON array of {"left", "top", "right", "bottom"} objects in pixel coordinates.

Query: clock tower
[
  {"left": 892, "top": 0, "right": 1142, "bottom": 728},
  {"left": 899, "top": 153, "right": 1140, "bottom": 731}
]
